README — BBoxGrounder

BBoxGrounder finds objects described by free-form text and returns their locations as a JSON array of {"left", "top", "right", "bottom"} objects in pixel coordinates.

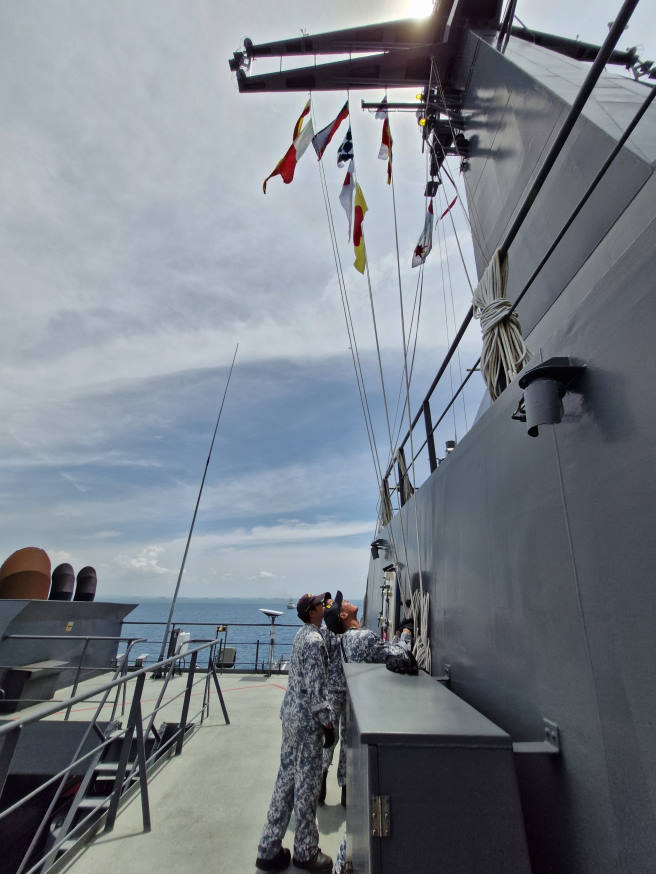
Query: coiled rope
[
  {"left": 472, "top": 249, "right": 530, "bottom": 400},
  {"left": 411, "top": 587, "right": 431, "bottom": 673}
]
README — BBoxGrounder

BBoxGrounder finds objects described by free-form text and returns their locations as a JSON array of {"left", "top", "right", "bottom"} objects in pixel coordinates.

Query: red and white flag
[
  {"left": 412, "top": 199, "right": 434, "bottom": 268},
  {"left": 312, "top": 101, "right": 349, "bottom": 160},
  {"left": 263, "top": 99, "right": 314, "bottom": 193},
  {"left": 339, "top": 160, "right": 355, "bottom": 241},
  {"left": 376, "top": 97, "right": 393, "bottom": 185}
]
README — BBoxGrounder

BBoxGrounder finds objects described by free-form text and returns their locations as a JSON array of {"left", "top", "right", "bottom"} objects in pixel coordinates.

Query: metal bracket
[
  {"left": 435, "top": 663, "right": 451, "bottom": 685},
  {"left": 513, "top": 718, "right": 560, "bottom": 754},
  {"left": 370, "top": 795, "right": 391, "bottom": 837}
]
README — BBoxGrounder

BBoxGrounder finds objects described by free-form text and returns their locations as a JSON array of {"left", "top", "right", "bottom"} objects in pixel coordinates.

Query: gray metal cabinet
[{"left": 344, "top": 663, "right": 531, "bottom": 873}]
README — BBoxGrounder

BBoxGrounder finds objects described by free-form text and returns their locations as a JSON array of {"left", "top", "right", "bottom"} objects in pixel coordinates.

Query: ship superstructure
[{"left": 229, "top": 2, "right": 656, "bottom": 871}]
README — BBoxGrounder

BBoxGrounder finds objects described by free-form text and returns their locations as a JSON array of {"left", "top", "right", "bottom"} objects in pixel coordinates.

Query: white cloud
[
  {"left": 3, "top": 0, "right": 650, "bottom": 601},
  {"left": 116, "top": 545, "right": 170, "bottom": 576}
]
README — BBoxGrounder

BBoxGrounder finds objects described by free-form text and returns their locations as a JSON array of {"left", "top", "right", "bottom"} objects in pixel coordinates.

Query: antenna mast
[{"left": 156, "top": 344, "right": 239, "bottom": 664}]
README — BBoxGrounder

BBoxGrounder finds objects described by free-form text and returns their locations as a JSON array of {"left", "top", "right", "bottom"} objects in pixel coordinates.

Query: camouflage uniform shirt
[{"left": 341, "top": 627, "right": 407, "bottom": 663}]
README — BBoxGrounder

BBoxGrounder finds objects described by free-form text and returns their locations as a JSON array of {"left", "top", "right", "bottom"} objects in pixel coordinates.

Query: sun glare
[{"left": 405, "top": 0, "right": 435, "bottom": 18}]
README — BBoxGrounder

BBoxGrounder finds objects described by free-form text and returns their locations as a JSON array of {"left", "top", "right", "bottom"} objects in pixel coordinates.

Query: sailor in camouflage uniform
[
  {"left": 318, "top": 607, "right": 347, "bottom": 804},
  {"left": 256, "top": 592, "right": 334, "bottom": 873},
  {"left": 324, "top": 590, "right": 408, "bottom": 664}
]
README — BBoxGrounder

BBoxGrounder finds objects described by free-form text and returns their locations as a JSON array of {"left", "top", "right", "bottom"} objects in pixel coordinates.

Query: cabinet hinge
[{"left": 370, "top": 795, "right": 391, "bottom": 837}]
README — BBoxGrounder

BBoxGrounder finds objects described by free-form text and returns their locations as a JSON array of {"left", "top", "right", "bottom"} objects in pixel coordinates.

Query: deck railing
[
  {"left": 122, "top": 619, "right": 300, "bottom": 675},
  {"left": 0, "top": 637, "right": 228, "bottom": 874}
]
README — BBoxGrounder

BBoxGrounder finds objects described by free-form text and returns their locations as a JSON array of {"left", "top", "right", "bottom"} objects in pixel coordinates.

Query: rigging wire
[
  {"left": 157, "top": 344, "right": 239, "bottom": 664},
  {"left": 437, "top": 180, "right": 470, "bottom": 432},
  {"left": 435, "top": 196, "right": 459, "bottom": 441},
  {"left": 311, "top": 100, "right": 384, "bottom": 489},
  {"left": 389, "top": 266, "right": 425, "bottom": 449},
  {"left": 310, "top": 97, "right": 411, "bottom": 610},
  {"left": 388, "top": 135, "right": 433, "bottom": 450},
  {"left": 389, "top": 137, "right": 429, "bottom": 669},
  {"left": 439, "top": 163, "right": 476, "bottom": 293},
  {"left": 362, "top": 247, "right": 415, "bottom": 611}
]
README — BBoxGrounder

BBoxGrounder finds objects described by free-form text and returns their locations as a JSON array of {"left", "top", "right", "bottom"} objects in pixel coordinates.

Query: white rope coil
[
  {"left": 411, "top": 587, "right": 431, "bottom": 673},
  {"left": 473, "top": 249, "right": 530, "bottom": 400}
]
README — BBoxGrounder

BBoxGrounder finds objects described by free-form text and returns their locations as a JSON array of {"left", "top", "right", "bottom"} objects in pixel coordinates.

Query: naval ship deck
[{"left": 57, "top": 672, "right": 344, "bottom": 874}]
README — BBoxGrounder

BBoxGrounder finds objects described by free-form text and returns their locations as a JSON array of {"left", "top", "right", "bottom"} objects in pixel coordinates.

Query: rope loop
[{"left": 476, "top": 296, "right": 512, "bottom": 333}]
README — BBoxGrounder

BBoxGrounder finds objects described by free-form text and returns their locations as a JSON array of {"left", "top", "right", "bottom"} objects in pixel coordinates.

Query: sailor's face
[{"left": 309, "top": 602, "right": 325, "bottom": 621}]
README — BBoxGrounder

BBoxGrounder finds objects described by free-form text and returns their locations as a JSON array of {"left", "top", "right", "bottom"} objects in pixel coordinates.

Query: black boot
[
  {"left": 341, "top": 784, "right": 346, "bottom": 807},
  {"left": 318, "top": 770, "right": 328, "bottom": 805},
  {"left": 256, "top": 847, "right": 291, "bottom": 871}
]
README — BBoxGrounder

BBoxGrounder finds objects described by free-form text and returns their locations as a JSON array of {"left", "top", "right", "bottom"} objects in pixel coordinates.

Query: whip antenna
[{"left": 157, "top": 343, "right": 239, "bottom": 664}]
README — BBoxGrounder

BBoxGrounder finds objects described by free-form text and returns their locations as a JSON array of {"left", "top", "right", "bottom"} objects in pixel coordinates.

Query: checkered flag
[{"left": 337, "top": 126, "right": 354, "bottom": 167}]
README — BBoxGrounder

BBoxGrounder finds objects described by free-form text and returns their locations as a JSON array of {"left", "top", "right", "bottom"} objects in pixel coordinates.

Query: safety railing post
[
  {"left": 202, "top": 646, "right": 214, "bottom": 722},
  {"left": 207, "top": 654, "right": 230, "bottom": 726},
  {"left": 65, "top": 638, "right": 90, "bottom": 720},
  {"left": 176, "top": 650, "right": 198, "bottom": 755},
  {"left": 423, "top": 401, "right": 438, "bottom": 473},
  {"left": 0, "top": 726, "right": 21, "bottom": 800},
  {"left": 105, "top": 671, "right": 146, "bottom": 832},
  {"left": 133, "top": 700, "right": 151, "bottom": 832}
]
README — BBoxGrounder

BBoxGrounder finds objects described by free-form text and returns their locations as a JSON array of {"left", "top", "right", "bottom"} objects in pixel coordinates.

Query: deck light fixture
[{"left": 513, "top": 357, "right": 585, "bottom": 437}]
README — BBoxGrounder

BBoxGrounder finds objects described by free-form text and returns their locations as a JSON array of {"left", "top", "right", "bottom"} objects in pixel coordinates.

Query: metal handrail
[
  {"left": 121, "top": 620, "right": 298, "bottom": 673},
  {"left": 0, "top": 636, "right": 229, "bottom": 874},
  {"left": 0, "top": 638, "right": 218, "bottom": 734},
  {"left": 0, "top": 634, "right": 148, "bottom": 721}
]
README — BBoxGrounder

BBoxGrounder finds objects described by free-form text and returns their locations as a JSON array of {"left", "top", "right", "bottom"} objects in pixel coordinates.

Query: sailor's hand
[{"left": 323, "top": 723, "right": 335, "bottom": 748}]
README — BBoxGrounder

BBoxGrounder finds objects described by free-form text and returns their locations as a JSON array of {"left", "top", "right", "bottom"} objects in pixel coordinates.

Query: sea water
[{"left": 117, "top": 596, "right": 362, "bottom": 672}]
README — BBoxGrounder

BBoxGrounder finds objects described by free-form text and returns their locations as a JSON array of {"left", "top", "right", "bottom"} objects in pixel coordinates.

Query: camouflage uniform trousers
[
  {"left": 322, "top": 689, "right": 346, "bottom": 787},
  {"left": 257, "top": 720, "right": 324, "bottom": 863}
]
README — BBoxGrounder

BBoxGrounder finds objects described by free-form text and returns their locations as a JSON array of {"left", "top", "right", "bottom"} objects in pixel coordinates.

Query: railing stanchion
[
  {"left": 0, "top": 726, "right": 21, "bottom": 800},
  {"left": 176, "top": 650, "right": 198, "bottom": 755},
  {"left": 133, "top": 700, "right": 151, "bottom": 832},
  {"left": 106, "top": 671, "right": 146, "bottom": 832},
  {"left": 423, "top": 401, "right": 438, "bottom": 473},
  {"left": 207, "top": 655, "right": 230, "bottom": 726},
  {"left": 202, "top": 647, "right": 213, "bottom": 722},
  {"left": 65, "top": 638, "right": 90, "bottom": 720}
]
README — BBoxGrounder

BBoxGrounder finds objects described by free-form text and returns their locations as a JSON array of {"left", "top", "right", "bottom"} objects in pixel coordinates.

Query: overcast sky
[{"left": 0, "top": 0, "right": 653, "bottom": 601}]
